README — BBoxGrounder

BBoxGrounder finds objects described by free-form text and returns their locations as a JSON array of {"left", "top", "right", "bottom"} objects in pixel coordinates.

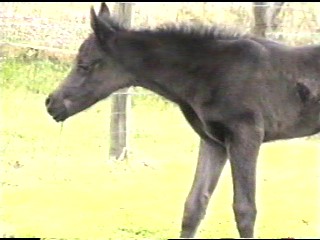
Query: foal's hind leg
[
  {"left": 227, "top": 122, "right": 263, "bottom": 238},
  {"left": 180, "top": 139, "right": 227, "bottom": 238}
]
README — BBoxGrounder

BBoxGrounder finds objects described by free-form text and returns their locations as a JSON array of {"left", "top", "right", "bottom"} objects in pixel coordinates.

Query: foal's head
[{"left": 46, "top": 3, "right": 133, "bottom": 122}]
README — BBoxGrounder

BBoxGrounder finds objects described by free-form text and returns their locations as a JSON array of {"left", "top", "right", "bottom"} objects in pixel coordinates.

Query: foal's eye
[
  {"left": 77, "top": 64, "right": 91, "bottom": 73},
  {"left": 93, "top": 62, "right": 101, "bottom": 70},
  {"left": 77, "top": 61, "right": 101, "bottom": 74}
]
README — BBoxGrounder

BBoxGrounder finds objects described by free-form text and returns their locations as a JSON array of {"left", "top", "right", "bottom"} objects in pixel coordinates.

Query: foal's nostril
[{"left": 45, "top": 95, "right": 51, "bottom": 107}]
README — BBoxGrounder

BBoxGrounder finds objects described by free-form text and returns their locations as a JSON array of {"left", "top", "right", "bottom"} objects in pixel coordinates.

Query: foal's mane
[
  {"left": 154, "top": 23, "right": 250, "bottom": 41},
  {"left": 101, "top": 14, "right": 250, "bottom": 41}
]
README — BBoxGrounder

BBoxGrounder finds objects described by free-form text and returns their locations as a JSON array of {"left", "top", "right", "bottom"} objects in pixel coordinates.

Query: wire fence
[
  {"left": 1, "top": 2, "right": 320, "bottom": 157},
  {"left": 2, "top": 2, "right": 320, "bottom": 47},
  {"left": 2, "top": 2, "right": 320, "bottom": 63},
  {"left": 2, "top": 2, "right": 320, "bottom": 55}
]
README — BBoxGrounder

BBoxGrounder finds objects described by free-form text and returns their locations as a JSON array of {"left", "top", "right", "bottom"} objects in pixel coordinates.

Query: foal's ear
[
  {"left": 98, "top": 2, "right": 110, "bottom": 20},
  {"left": 90, "top": 6, "right": 114, "bottom": 43}
]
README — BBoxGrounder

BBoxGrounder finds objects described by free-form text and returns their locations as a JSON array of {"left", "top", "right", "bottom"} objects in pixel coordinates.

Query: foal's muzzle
[{"left": 45, "top": 94, "right": 69, "bottom": 122}]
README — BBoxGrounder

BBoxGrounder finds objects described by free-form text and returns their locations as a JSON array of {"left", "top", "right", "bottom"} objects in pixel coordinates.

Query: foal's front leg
[
  {"left": 227, "top": 122, "right": 263, "bottom": 238},
  {"left": 180, "top": 139, "right": 227, "bottom": 238}
]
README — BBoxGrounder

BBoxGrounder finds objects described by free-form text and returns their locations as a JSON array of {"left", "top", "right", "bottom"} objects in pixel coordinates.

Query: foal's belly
[
  {"left": 263, "top": 122, "right": 320, "bottom": 142},
  {"left": 261, "top": 98, "right": 320, "bottom": 142}
]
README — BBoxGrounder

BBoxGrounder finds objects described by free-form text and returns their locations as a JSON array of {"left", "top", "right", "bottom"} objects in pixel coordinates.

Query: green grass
[
  {"left": 0, "top": 56, "right": 71, "bottom": 94},
  {"left": 1, "top": 57, "right": 320, "bottom": 239}
]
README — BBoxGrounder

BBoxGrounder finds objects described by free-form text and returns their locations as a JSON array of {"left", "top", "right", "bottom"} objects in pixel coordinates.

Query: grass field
[{"left": 1, "top": 56, "right": 320, "bottom": 239}]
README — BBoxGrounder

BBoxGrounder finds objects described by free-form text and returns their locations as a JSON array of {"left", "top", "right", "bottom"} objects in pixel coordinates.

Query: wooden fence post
[
  {"left": 109, "top": 3, "right": 132, "bottom": 161},
  {"left": 252, "top": 2, "right": 285, "bottom": 37}
]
